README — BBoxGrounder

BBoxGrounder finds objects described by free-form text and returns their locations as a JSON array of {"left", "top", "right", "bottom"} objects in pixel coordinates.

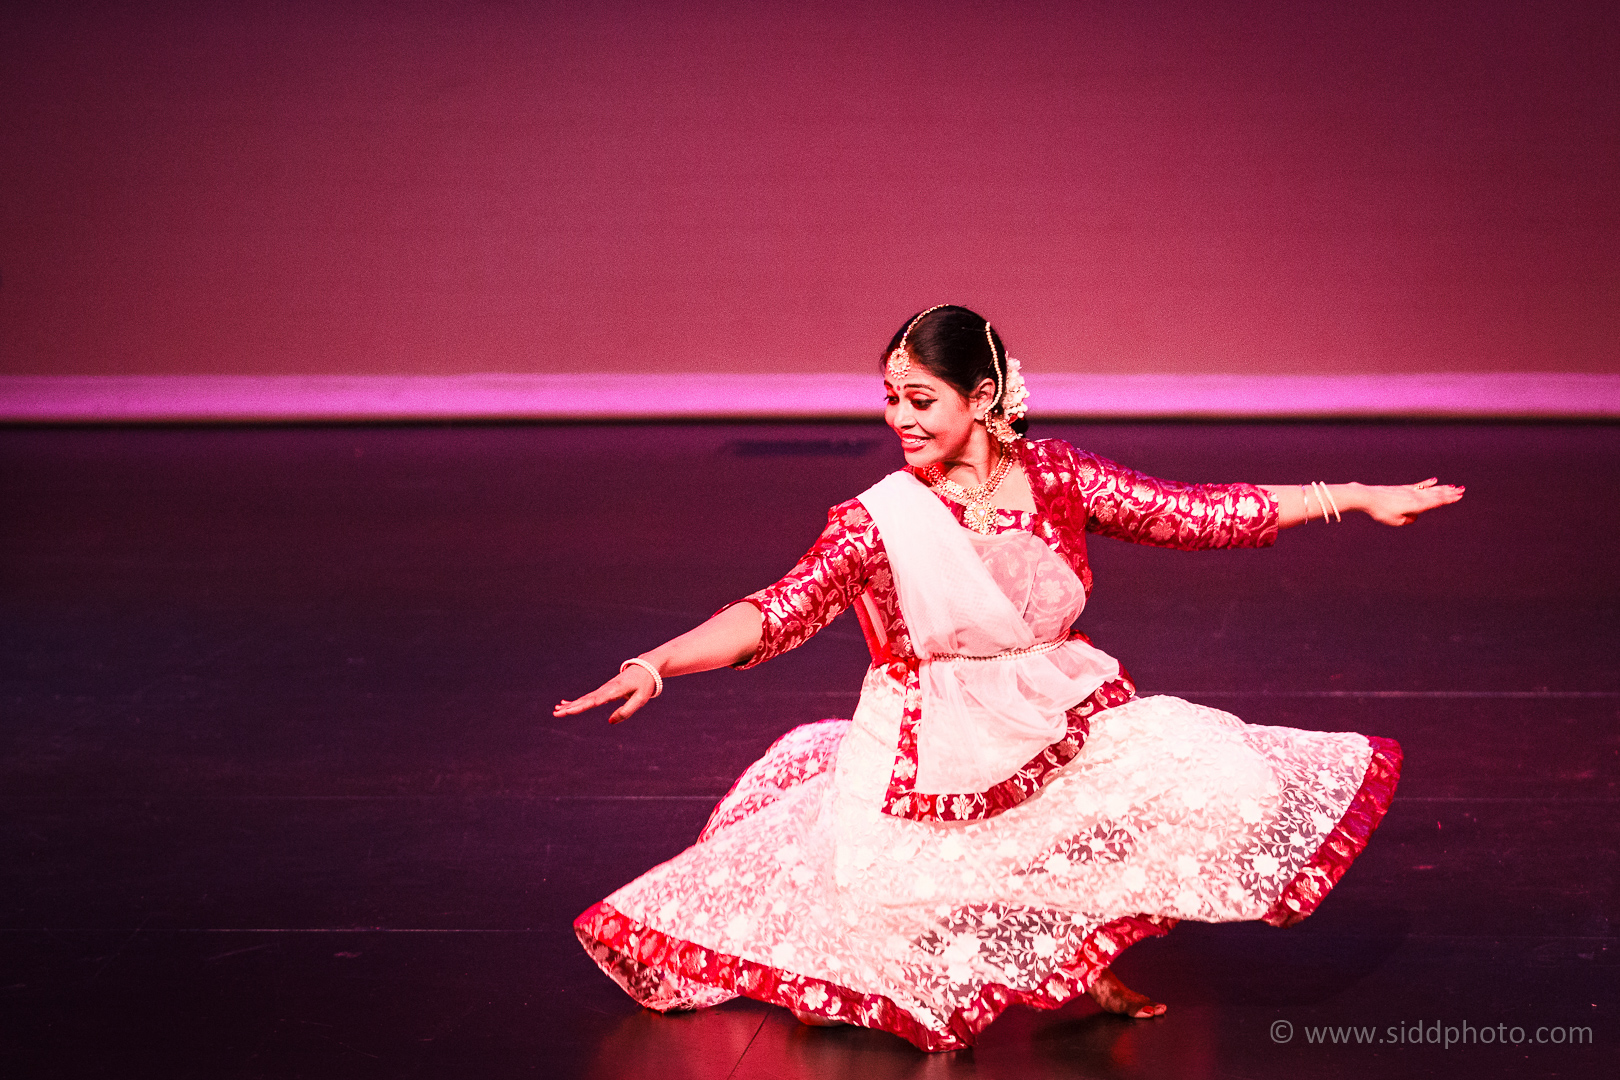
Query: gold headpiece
[
  {"left": 888, "top": 307, "right": 1030, "bottom": 443},
  {"left": 886, "top": 305, "right": 949, "bottom": 382}
]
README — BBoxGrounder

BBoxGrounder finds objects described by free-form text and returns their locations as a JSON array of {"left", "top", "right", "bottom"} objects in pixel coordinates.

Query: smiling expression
[{"left": 883, "top": 371, "right": 996, "bottom": 469}]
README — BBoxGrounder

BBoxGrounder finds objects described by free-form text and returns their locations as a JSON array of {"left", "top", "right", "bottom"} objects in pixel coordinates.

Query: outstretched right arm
[
  {"left": 554, "top": 499, "right": 881, "bottom": 725},
  {"left": 552, "top": 602, "right": 764, "bottom": 724}
]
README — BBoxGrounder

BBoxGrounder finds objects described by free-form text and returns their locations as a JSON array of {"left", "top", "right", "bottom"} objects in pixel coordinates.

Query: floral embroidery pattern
[
  {"left": 575, "top": 696, "right": 1402, "bottom": 1051},
  {"left": 739, "top": 440, "right": 1277, "bottom": 677},
  {"left": 575, "top": 438, "right": 1399, "bottom": 1052},
  {"left": 879, "top": 647, "right": 1137, "bottom": 822},
  {"left": 576, "top": 900, "right": 1173, "bottom": 1052},
  {"left": 698, "top": 719, "right": 848, "bottom": 844},
  {"left": 736, "top": 439, "right": 1278, "bottom": 822},
  {"left": 732, "top": 501, "right": 902, "bottom": 668},
  {"left": 1263, "top": 736, "right": 1403, "bottom": 926}
]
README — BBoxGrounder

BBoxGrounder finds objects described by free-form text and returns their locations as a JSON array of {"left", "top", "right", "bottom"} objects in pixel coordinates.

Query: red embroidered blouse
[{"left": 733, "top": 437, "right": 1279, "bottom": 822}]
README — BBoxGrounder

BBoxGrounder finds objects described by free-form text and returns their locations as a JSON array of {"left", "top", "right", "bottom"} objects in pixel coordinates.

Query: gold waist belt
[{"left": 930, "top": 638, "right": 1068, "bottom": 663}]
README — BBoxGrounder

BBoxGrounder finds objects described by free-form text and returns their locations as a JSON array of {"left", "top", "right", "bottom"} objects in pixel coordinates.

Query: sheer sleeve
[
  {"left": 1072, "top": 448, "right": 1279, "bottom": 550},
  {"left": 729, "top": 499, "right": 883, "bottom": 669}
]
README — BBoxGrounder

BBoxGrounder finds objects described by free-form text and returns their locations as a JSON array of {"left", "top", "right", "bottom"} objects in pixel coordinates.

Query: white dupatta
[{"left": 858, "top": 471, "right": 1121, "bottom": 795}]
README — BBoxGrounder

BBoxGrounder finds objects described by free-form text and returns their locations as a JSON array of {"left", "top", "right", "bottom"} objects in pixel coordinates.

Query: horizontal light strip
[
  {"left": 1397, "top": 797, "right": 1620, "bottom": 803},
  {"left": 5, "top": 790, "right": 1613, "bottom": 803},
  {"left": 4, "top": 929, "right": 1611, "bottom": 938},
  {"left": 688, "top": 689, "right": 1617, "bottom": 700},
  {"left": 1162, "top": 690, "right": 1619, "bottom": 698},
  {"left": 0, "top": 794, "right": 728, "bottom": 801},
  {"left": 4, "top": 372, "right": 1619, "bottom": 423},
  {"left": 2, "top": 928, "right": 1613, "bottom": 935}
]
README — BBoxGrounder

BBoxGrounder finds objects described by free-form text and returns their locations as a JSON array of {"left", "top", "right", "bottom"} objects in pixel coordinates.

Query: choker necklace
[{"left": 924, "top": 444, "right": 1018, "bottom": 535}]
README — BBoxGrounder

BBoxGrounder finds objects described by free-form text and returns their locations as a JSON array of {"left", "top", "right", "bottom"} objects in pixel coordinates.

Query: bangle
[
  {"left": 1314, "top": 481, "right": 1342, "bottom": 523},
  {"left": 1300, "top": 483, "right": 1315, "bottom": 522},
  {"left": 619, "top": 657, "right": 663, "bottom": 698},
  {"left": 1319, "top": 482, "right": 1342, "bottom": 523}
]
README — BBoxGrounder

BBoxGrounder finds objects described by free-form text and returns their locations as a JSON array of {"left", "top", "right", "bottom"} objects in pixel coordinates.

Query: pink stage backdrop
[{"left": 1, "top": 0, "right": 1616, "bottom": 386}]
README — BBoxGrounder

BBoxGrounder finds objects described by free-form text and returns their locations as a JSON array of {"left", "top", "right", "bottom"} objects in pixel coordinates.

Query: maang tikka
[
  {"left": 886, "top": 305, "right": 949, "bottom": 382},
  {"left": 889, "top": 308, "right": 1032, "bottom": 447}
]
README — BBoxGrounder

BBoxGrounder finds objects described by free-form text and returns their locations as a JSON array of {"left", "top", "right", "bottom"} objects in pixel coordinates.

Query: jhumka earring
[
  {"left": 984, "top": 414, "right": 1019, "bottom": 445},
  {"left": 982, "top": 320, "right": 1023, "bottom": 445}
]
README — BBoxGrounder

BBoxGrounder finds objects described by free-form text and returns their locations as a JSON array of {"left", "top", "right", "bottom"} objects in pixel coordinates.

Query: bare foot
[
  {"left": 1086, "top": 968, "right": 1167, "bottom": 1019},
  {"left": 790, "top": 1008, "right": 848, "bottom": 1027}
]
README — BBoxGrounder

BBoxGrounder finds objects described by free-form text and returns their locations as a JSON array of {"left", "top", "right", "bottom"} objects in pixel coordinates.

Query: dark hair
[{"left": 881, "top": 306, "right": 1029, "bottom": 434}]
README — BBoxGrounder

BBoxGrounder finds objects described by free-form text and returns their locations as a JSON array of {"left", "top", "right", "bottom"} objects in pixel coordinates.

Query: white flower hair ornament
[
  {"left": 979, "top": 318, "right": 1029, "bottom": 445},
  {"left": 999, "top": 356, "right": 1030, "bottom": 423}
]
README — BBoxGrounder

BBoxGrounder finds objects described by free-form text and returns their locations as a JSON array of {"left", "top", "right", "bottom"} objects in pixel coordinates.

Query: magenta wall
[{"left": 2, "top": 0, "right": 1615, "bottom": 378}]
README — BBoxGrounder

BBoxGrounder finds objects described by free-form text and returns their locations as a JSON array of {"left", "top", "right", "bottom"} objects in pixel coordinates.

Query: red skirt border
[
  {"left": 1263, "top": 736, "right": 1403, "bottom": 927},
  {"left": 574, "top": 733, "right": 1403, "bottom": 1052},
  {"left": 574, "top": 901, "right": 1173, "bottom": 1052}
]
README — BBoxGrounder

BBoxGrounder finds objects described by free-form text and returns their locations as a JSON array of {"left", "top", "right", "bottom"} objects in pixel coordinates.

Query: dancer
[{"left": 555, "top": 306, "right": 1463, "bottom": 1051}]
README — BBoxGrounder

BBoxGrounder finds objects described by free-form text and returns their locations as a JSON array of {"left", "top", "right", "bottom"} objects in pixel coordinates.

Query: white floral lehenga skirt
[{"left": 575, "top": 665, "right": 1401, "bottom": 1051}]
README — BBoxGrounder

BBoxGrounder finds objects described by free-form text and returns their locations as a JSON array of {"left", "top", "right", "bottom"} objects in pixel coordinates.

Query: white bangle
[
  {"left": 1319, "top": 482, "right": 1342, "bottom": 522},
  {"left": 619, "top": 657, "right": 663, "bottom": 698},
  {"left": 1314, "top": 481, "right": 1342, "bottom": 523}
]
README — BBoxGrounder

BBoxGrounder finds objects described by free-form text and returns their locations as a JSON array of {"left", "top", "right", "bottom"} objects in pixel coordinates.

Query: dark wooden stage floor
[{"left": 3, "top": 421, "right": 1615, "bottom": 1079}]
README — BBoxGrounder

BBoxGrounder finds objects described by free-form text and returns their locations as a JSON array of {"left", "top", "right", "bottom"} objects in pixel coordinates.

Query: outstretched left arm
[
  {"left": 1068, "top": 447, "right": 1462, "bottom": 548},
  {"left": 1260, "top": 479, "right": 1464, "bottom": 529}
]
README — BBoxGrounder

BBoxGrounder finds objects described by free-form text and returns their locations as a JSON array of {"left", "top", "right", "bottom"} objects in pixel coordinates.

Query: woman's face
[{"left": 883, "top": 370, "right": 994, "bottom": 469}]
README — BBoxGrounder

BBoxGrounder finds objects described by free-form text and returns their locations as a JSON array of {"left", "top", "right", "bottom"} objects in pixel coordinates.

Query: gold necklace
[{"left": 924, "top": 444, "right": 1017, "bottom": 535}]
